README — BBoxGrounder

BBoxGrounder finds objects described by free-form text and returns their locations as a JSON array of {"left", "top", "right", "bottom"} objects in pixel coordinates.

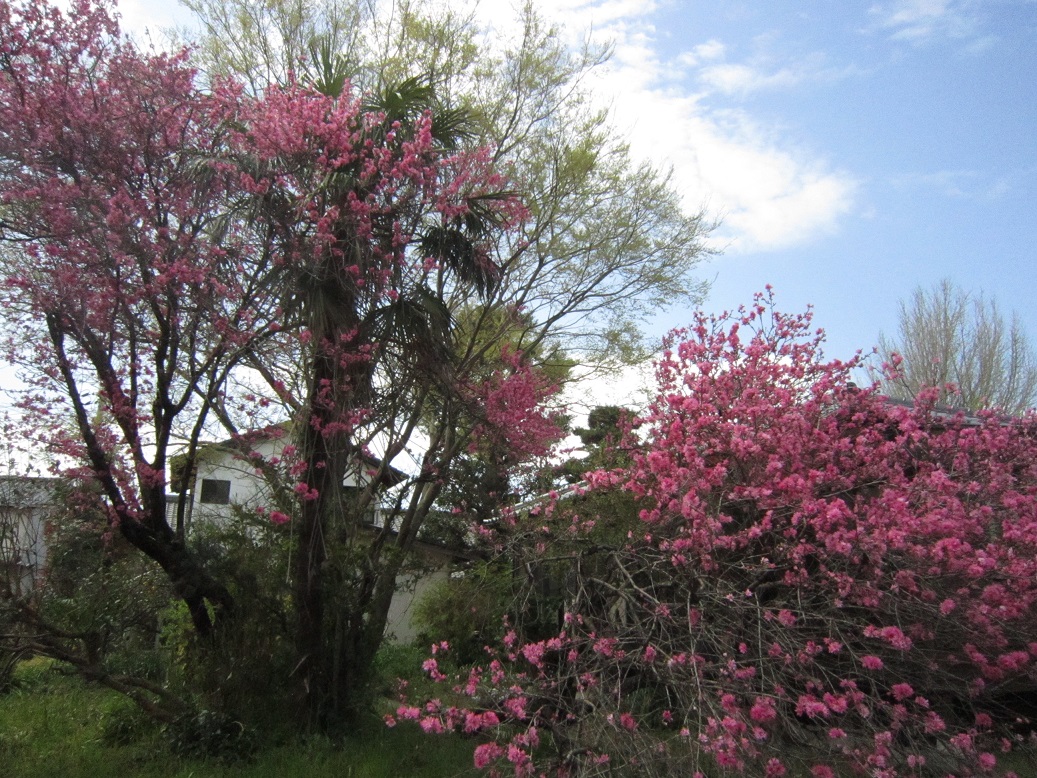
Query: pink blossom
[
  {"left": 504, "top": 696, "right": 527, "bottom": 720},
  {"left": 795, "top": 695, "right": 829, "bottom": 719},
  {"left": 422, "top": 658, "right": 446, "bottom": 681},
  {"left": 521, "top": 641, "right": 546, "bottom": 668},
  {"left": 419, "top": 716, "right": 444, "bottom": 734},
  {"left": 890, "top": 682, "right": 914, "bottom": 701},
  {"left": 473, "top": 742, "right": 504, "bottom": 768},
  {"left": 750, "top": 697, "right": 777, "bottom": 723},
  {"left": 506, "top": 743, "right": 530, "bottom": 767},
  {"left": 391, "top": 294, "right": 1037, "bottom": 774},
  {"left": 861, "top": 655, "right": 884, "bottom": 670},
  {"left": 396, "top": 705, "right": 421, "bottom": 720}
]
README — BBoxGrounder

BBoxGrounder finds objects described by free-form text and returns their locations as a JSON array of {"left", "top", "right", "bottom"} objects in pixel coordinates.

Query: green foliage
[
  {"left": 0, "top": 613, "right": 26, "bottom": 694},
  {"left": 412, "top": 562, "right": 512, "bottom": 665},
  {"left": 165, "top": 708, "right": 258, "bottom": 763},
  {"left": 557, "top": 404, "right": 637, "bottom": 487},
  {"left": 9, "top": 655, "right": 62, "bottom": 691},
  {"left": 370, "top": 642, "right": 440, "bottom": 700},
  {"left": 576, "top": 405, "right": 629, "bottom": 449},
  {"left": 98, "top": 695, "right": 159, "bottom": 746},
  {"left": 37, "top": 504, "right": 172, "bottom": 679},
  {"left": 163, "top": 516, "right": 296, "bottom": 729},
  {"left": 0, "top": 660, "right": 477, "bottom": 777}
]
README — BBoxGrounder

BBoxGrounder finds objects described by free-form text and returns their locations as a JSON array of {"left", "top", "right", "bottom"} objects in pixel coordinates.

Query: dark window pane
[{"left": 199, "top": 479, "right": 231, "bottom": 505}]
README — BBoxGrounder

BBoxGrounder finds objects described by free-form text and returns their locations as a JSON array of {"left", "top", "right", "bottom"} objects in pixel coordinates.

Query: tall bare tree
[{"left": 873, "top": 279, "right": 1037, "bottom": 414}]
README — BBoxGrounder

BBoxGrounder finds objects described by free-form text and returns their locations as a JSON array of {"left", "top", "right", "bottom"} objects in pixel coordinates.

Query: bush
[
  {"left": 165, "top": 708, "right": 257, "bottom": 763},
  {"left": 412, "top": 563, "right": 513, "bottom": 666},
  {"left": 160, "top": 514, "right": 296, "bottom": 731},
  {"left": 37, "top": 497, "right": 172, "bottom": 679},
  {"left": 400, "top": 294, "right": 1037, "bottom": 776},
  {"left": 99, "top": 695, "right": 158, "bottom": 746}
]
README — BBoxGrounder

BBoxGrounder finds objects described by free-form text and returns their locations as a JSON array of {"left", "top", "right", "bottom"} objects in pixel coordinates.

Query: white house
[
  {"left": 171, "top": 426, "right": 402, "bottom": 529},
  {"left": 170, "top": 428, "right": 460, "bottom": 643},
  {"left": 0, "top": 476, "right": 64, "bottom": 599}
]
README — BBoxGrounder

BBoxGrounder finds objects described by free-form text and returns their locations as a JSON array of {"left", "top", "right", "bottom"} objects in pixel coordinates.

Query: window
[{"left": 199, "top": 479, "right": 231, "bottom": 505}]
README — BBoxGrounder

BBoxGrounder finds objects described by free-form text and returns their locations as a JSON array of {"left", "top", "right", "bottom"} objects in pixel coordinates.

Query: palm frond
[
  {"left": 306, "top": 34, "right": 354, "bottom": 98},
  {"left": 419, "top": 225, "right": 500, "bottom": 298},
  {"left": 366, "top": 76, "right": 478, "bottom": 150},
  {"left": 371, "top": 285, "right": 453, "bottom": 365}
]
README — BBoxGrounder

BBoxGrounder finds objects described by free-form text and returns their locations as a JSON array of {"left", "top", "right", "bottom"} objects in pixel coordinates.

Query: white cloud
[
  {"left": 868, "top": 0, "right": 986, "bottom": 45},
  {"left": 890, "top": 169, "right": 1014, "bottom": 201},
  {"left": 676, "top": 39, "right": 726, "bottom": 68},
  {"left": 120, "top": 0, "right": 857, "bottom": 253},
  {"left": 695, "top": 51, "right": 865, "bottom": 97},
  {"left": 562, "top": 361, "right": 657, "bottom": 420},
  {"left": 698, "top": 62, "right": 803, "bottom": 95},
  {"left": 108, "top": 0, "right": 193, "bottom": 40},
  {"left": 476, "top": 0, "right": 857, "bottom": 253}
]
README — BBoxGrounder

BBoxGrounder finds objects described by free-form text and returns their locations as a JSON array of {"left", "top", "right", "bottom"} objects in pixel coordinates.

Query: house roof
[{"left": 0, "top": 476, "right": 65, "bottom": 508}]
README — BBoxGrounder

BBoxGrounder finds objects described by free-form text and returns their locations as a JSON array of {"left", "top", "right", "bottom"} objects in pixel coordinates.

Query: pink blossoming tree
[
  {"left": 0, "top": 0, "right": 565, "bottom": 724},
  {"left": 403, "top": 292, "right": 1037, "bottom": 776}
]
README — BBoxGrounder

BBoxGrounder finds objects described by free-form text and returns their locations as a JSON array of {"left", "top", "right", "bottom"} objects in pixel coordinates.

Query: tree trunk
[{"left": 117, "top": 508, "right": 234, "bottom": 637}]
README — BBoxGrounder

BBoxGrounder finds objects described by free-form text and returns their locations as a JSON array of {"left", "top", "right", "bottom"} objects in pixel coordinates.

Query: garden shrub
[
  {"left": 399, "top": 294, "right": 1037, "bottom": 776},
  {"left": 165, "top": 708, "right": 257, "bottom": 763},
  {"left": 413, "top": 562, "right": 513, "bottom": 666},
  {"left": 162, "top": 514, "right": 296, "bottom": 731}
]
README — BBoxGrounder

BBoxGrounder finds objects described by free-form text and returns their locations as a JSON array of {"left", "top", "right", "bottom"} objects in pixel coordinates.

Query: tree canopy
[
  {"left": 0, "top": 0, "right": 712, "bottom": 728},
  {"left": 180, "top": 0, "right": 712, "bottom": 364}
]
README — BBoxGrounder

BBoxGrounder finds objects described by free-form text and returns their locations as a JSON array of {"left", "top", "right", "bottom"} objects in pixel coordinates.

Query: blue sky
[
  {"left": 122, "top": 0, "right": 1036, "bottom": 369},
  {"left": 504, "top": 0, "right": 1037, "bottom": 367}
]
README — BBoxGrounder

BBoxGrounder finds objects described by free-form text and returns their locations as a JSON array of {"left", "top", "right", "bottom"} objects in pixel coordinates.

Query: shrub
[
  {"left": 401, "top": 293, "right": 1037, "bottom": 776},
  {"left": 412, "top": 563, "right": 513, "bottom": 666},
  {"left": 161, "top": 515, "right": 296, "bottom": 731},
  {"left": 99, "top": 695, "right": 158, "bottom": 746},
  {"left": 37, "top": 496, "right": 172, "bottom": 678},
  {"left": 165, "top": 708, "right": 257, "bottom": 763}
]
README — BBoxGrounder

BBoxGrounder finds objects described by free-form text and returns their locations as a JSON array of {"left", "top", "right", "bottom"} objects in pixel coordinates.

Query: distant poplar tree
[{"left": 873, "top": 279, "right": 1037, "bottom": 414}]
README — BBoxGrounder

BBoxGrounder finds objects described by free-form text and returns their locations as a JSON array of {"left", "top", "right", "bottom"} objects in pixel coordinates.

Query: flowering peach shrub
[{"left": 401, "top": 293, "right": 1037, "bottom": 776}]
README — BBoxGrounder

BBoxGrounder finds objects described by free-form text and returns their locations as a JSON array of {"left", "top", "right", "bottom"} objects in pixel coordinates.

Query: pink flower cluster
[{"left": 399, "top": 292, "right": 1037, "bottom": 776}]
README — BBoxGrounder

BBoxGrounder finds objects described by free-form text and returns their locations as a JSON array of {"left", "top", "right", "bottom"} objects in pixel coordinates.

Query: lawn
[
  {"left": 5, "top": 657, "right": 1037, "bottom": 777},
  {"left": 0, "top": 658, "right": 477, "bottom": 778}
]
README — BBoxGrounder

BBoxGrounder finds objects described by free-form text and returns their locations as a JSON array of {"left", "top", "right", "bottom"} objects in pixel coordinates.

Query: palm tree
[{"left": 245, "top": 53, "right": 519, "bottom": 724}]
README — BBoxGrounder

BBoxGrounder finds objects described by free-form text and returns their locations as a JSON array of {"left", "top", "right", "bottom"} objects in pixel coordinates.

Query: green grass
[
  {"left": 0, "top": 658, "right": 477, "bottom": 778},
  {"left": 5, "top": 658, "right": 1037, "bottom": 777}
]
